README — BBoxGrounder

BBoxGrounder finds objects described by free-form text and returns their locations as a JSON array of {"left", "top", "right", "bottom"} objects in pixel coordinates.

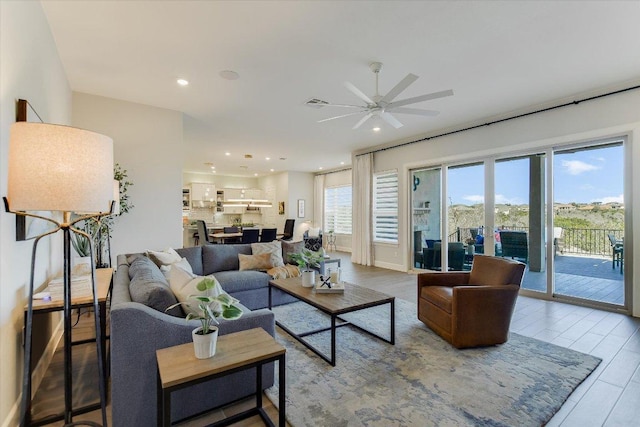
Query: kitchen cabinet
[
  {"left": 223, "top": 188, "right": 245, "bottom": 214},
  {"left": 191, "top": 183, "right": 216, "bottom": 205}
]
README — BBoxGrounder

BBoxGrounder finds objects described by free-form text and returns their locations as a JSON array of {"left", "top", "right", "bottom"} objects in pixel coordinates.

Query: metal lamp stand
[{"left": 5, "top": 199, "right": 110, "bottom": 427}]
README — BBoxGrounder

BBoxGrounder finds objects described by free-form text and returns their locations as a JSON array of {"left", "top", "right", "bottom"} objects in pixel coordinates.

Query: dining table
[{"left": 210, "top": 231, "right": 243, "bottom": 244}]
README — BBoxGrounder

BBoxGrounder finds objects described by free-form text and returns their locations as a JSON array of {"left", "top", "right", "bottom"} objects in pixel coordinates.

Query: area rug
[{"left": 265, "top": 299, "right": 601, "bottom": 427}]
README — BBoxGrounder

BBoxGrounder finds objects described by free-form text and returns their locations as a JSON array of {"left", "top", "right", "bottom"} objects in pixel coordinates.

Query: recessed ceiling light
[
  {"left": 319, "top": 167, "right": 323, "bottom": 170},
  {"left": 270, "top": 168, "right": 274, "bottom": 172},
  {"left": 177, "top": 78, "right": 189, "bottom": 86},
  {"left": 210, "top": 166, "right": 215, "bottom": 169},
  {"left": 219, "top": 70, "right": 240, "bottom": 80},
  {"left": 373, "top": 127, "right": 381, "bottom": 132},
  {"left": 212, "top": 170, "right": 216, "bottom": 174},
  {"left": 265, "top": 157, "right": 270, "bottom": 161},
  {"left": 225, "top": 152, "right": 231, "bottom": 156},
  {"left": 340, "top": 162, "right": 345, "bottom": 165},
  {"left": 254, "top": 173, "right": 258, "bottom": 177}
]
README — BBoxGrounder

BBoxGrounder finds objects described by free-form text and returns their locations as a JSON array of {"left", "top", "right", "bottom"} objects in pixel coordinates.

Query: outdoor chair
[
  {"left": 499, "top": 230, "right": 528, "bottom": 263},
  {"left": 414, "top": 230, "right": 424, "bottom": 268},
  {"left": 607, "top": 233, "right": 623, "bottom": 273},
  {"left": 417, "top": 255, "right": 525, "bottom": 348},
  {"left": 422, "top": 242, "right": 465, "bottom": 271},
  {"left": 553, "top": 227, "right": 565, "bottom": 257}
]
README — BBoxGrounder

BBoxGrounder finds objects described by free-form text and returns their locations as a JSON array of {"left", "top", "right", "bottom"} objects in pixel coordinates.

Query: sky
[{"left": 446, "top": 144, "right": 624, "bottom": 205}]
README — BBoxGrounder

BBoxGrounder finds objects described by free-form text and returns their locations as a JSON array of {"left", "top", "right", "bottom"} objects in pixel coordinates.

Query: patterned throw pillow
[
  {"left": 238, "top": 253, "right": 273, "bottom": 271},
  {"left": 251, "top": 241, "right": 285, "bottom": 267}
]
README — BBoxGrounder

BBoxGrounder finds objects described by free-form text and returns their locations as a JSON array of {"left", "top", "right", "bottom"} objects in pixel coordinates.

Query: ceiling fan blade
[
  {"left": 322, "top": 103, "right": 366, "bottom": 108},
  {"left": 387, "top": 89, "right": 454, "bottom": 109},
  {"left": 344, "top": 81, "right": 374, "bottom": 105},
  {"left": 390, "top": 107, "right": 440, "bottom": 117},
  {"left": 380, "top": 112, "right": 404, "bottom": 129},
  {"left": 379, "top": 73, "right": 418, "bottom": 104},
  {"left": 352, "top": 113, "right": 374, "bottom": 130},
  {"left": 317, "top": 110, "right": 368, "bottom": 123}
]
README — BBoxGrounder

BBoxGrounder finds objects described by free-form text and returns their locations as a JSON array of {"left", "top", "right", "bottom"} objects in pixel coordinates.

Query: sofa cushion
[
  {"left": 128, "top": 256, "right": 182, "bottom": 317},
  {"left": 176, "top": 246, "right": 204, "bottom": 276},
  {"left": 281, "top": 240, "right": 304, "bottom": 265},
  {"left": 251, "top": 241, "right": 285, "bottom": 267},
  {"left": 214, "top": 270, "right": 271, "bottom": 294},
  {"left": 238, "top": 253, "right": 273, "bottom": 271},
  {"left": 166, "top": 266, "right": 231, "bottom": 317},
  {"left": 203, "top": 244, "right": 252, "bottom": 273}
]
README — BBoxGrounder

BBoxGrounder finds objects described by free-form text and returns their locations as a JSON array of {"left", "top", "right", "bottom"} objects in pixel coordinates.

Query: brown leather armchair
[{"left": 417, "top": 255, "right": 525, "bottom": 349}]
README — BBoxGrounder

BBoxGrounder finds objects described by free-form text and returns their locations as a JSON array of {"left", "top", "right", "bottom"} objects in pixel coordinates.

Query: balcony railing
[{"left": 449, "top": 226, "right": 623, "bottom": 257}]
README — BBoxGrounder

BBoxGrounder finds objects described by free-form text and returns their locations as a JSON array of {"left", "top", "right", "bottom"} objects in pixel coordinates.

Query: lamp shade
[{"left": 7, "top": 122, "right": 114, "bottom": 213}]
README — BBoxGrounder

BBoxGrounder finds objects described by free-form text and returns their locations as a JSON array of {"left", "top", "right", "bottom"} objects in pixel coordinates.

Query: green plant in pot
[
  {"left": 166, "top": 277, "right": 243, "bottom": 359},
  {"left": 290, "top": 248, "right": 324, "bottom": 288}
]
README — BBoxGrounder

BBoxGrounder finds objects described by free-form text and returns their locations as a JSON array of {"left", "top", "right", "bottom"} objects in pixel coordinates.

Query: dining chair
[
  {"left": 260, "top": 228, "right": 277, "bottom": 242},
  {"left": 196, "top": 220, "right": 213, "bottom": 246},
  {"left": 280, "top": 219, "right": 295, "bottom": 241},
  {"left": 241, "top": 228, "right": 260, "bottom": 244},
  {"left": 223, "top": 226, "right": 241, "bottom": 243}
]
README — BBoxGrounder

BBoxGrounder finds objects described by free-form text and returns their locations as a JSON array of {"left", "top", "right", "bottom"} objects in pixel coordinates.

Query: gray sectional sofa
[{"left": 110, "top": 243, "right": 298, "bottom": 426}]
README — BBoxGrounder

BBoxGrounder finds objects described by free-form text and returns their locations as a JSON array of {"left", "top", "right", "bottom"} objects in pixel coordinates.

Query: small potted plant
[
  {"left": 290, "top": 248, "right": 325, "bottom": 287},
  {"left": 166, "top": 277, "right": 243, "bottom": 359},
  {"left": 465, "top": 237, "right": 476, "bottom": 256}
]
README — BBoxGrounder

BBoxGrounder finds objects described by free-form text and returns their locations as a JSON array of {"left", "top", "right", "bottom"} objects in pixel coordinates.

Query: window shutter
[{"left": 373, "top": 171, "right": 398, "bottom": 243}]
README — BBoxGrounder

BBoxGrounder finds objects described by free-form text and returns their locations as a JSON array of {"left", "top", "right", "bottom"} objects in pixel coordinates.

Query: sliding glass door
[
  {"left": 552, "top": 142, "right": 625, "bottom": 306},
  {"left": 411, "top": 168, "right": 441, "bottom": 270}
]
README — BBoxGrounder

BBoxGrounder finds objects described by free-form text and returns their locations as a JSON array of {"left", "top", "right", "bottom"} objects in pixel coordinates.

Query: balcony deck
[{"left": 520, "top": 253, "right": 624, "bottom": 306}]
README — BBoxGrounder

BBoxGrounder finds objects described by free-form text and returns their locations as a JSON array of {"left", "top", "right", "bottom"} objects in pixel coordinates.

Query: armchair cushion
[{"left": 469, "top": 255, "right": 524, "bottom": 286}]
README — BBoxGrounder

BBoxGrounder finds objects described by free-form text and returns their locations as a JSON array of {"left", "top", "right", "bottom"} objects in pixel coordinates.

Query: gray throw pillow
[
  {"left": 128, "top": 256, "right": 183, "bottom": 317},
  {"left": 281, "top": 240, "right": 305, "bottom": 265}
]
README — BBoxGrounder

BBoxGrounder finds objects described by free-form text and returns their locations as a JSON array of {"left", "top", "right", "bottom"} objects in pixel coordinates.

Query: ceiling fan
[{"left": 317, "top": 62, "right": 453, "bottom": 130}]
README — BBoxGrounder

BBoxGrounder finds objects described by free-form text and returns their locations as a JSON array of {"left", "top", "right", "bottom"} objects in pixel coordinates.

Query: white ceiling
[{"left": 41, "top": 1, "right": 640, "bottom": 177}]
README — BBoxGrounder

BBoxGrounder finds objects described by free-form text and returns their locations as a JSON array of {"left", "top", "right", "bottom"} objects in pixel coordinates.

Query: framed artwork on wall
[
  {"left": 297, "top": 199, "right": 305, "bottom": 218},
  {"left": 278, "top": 201, "right": 285, "bottom": 215}
]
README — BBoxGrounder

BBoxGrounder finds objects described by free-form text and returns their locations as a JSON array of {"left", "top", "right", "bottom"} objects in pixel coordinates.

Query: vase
[
  {"left": 301, "top": 270, "right": 315, "bottom": 287},
  {"left": 192, "top": 326, "right": 218, "bottom": 359},
  {"left": 467, "top": 245, "right": 475, "bottom": 256}
]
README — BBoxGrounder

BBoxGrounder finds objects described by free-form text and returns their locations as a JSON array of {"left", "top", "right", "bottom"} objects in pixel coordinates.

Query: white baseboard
[
  {"left": 2, "top": 317, "right": 63, "bottom": 427},
  {"left": 373, "top": 260, "right": 405, "bottom": 272}
]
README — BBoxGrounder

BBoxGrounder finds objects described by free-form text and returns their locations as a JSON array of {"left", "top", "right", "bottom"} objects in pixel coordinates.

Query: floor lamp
[{"left": 5, "top": 122, "right": 114, "bottom": 426}]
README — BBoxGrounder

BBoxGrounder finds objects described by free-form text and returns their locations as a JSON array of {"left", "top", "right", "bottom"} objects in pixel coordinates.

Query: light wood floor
[{"left": 31, "top": 251, "right": 640, "bottom": 426}]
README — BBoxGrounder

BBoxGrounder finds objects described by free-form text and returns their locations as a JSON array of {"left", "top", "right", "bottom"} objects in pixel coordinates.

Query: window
[
  {"left": 373, "top": 170, "right": 398, "bottom": 243},
  {"left": 324, "top": 185, "right": 352, "bottom": 234}
]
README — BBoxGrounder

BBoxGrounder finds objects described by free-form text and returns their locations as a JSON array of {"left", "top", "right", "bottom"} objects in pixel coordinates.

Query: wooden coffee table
[{"left": 269, "top": 277, "right": 395, "bottom": 366}]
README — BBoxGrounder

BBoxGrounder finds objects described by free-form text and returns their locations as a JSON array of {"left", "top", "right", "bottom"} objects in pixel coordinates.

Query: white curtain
[
  {"left": 352, "top": 153, "right": 373, "bottom": 265},
  {"left": 313, "top": 174, "right": 325, "bottom": 229}
]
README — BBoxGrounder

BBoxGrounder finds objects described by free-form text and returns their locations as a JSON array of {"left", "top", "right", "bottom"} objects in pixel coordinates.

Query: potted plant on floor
[
  {"left": 167, "top": 277, "right": 243, "bottom": 359},
  {"left": 290, "top": 248, "right": 325, "bottom": 287}
]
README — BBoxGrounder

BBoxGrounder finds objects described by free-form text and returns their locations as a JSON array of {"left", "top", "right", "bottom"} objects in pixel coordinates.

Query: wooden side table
[
  {"left": 24, "top": 268, "right": 113, "bottom": 426},
  {"left": 156, "top": 328, "right": 286, "bottom": 427}
]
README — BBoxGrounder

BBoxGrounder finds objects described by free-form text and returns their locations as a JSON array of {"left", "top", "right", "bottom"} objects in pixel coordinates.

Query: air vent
[{"left": 305, "top": 98, "right": 329, "bottom": 109}]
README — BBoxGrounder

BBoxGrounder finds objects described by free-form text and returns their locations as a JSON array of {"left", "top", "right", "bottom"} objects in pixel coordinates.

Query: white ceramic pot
[
  {"left": 301, "top": 270, "right": 315, "bottom": 287},
  {"left": 192, "top": 326, "right": 218, "bottom": 359}
]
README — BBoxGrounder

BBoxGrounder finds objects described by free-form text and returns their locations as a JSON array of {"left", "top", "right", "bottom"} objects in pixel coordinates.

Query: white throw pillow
[
  {"left": 146, "top": 247, "right": 182, "bottom": 267},
  {"left": 160, "top": 257, "right": 193, "bottom": 278},
  {"left": 308, "top": 227, "right": 321, "bottom": 238},
  {"left": 251, "top": 241, "right": 285, "bottom": 267}
]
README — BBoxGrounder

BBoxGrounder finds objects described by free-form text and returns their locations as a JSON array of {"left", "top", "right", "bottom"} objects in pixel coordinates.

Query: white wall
[
  {"left": 287, "top": 171, "right": 315, "bottom": 240},
  {"left": 259, "top": 172, "right": 288, "bottom": 230},
  {"left": 73, "top": 93, "right": 183, "bottom": 257},
  {"left": 369, "top": 88, "right": 640, "bottom": 316},
  {"left": 0, "top": 1, "right": 71, "bottom": 424}
]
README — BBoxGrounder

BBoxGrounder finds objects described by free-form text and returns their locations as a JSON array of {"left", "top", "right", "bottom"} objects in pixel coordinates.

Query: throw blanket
[{"left": 267, "top": 264, "right": 301, "bottom": 279}]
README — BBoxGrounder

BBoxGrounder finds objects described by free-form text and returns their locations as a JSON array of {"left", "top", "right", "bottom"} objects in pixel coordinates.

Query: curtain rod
[
  {"left": 315, "top": 167, "right": 352, "bottom": 176},
  {"left": 355, "top": 84, "right": 640, "bottom": 157}
]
